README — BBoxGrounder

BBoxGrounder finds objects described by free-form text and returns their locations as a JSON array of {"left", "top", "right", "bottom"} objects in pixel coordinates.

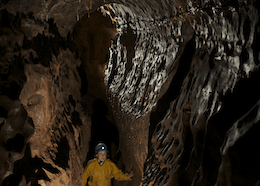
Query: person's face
[{"left": 96, "top": 151, "right": 107, "bottom": 162}]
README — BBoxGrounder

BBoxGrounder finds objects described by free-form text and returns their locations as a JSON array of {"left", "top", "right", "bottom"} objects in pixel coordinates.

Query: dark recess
[
  {"left": 2, "top": 144, "right": 60, "bottom": 186},
  {"left": 84, "top": 99, "right": 119, "bottom": 167},
  {"left": 148, "top": 34, "right": 196, "bottom": 147},
  {"left": 4, "top": 134, "right": 25, "bottom": 152},
  {"left": 52, "top": 136, "right": 70, "bottom": 169}
]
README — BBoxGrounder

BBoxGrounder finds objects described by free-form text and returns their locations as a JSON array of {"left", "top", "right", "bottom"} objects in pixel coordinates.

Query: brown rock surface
[{"left": 1, "top": 0, "right": 260, "bottom": 186}]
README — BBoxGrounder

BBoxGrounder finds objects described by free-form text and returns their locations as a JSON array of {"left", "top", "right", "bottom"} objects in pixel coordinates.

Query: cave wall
[
  {"left": 0, "top": 11, "right": 91, "bottom": 185},
  {"left": 1, "top": 0, "right": 260, "bottom": 186}
]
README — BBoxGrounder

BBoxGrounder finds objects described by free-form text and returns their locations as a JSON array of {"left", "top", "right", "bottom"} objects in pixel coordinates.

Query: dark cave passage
[
  {"left": 72, "top": 9, "right": 121, "bottom": 168},
  {"left": 85, "top": 98, "right": 120, "bottom": 166}
]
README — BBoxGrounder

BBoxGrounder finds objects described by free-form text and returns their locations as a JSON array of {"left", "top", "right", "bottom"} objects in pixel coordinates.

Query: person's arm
[
  {"left": 82, "top": 162, "right": 93, "bottom": 186},
  {"left": 110, "top": 161, "right": 132, "bottom": 181},
  {"left": 82, "top": 168, "right": 89, "bottom": 186}
]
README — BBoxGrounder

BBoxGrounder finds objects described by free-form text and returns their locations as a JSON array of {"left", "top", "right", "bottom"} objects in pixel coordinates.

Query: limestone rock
[{"left": 1, "top": 0, "right": 260, "bottom": 186}]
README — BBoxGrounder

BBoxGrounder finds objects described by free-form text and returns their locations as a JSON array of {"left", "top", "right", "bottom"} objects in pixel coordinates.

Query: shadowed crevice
[
  {"left": 149, "top": 34, "right": 195, "bottom": 145},
  {"left": 2, "top": 144, "right": 60, "bottom": 186}
]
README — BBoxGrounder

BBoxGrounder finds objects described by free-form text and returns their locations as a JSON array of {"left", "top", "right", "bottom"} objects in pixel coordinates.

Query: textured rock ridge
[{"left": 140, "top": 1, "right": 260, "bottom": 186}]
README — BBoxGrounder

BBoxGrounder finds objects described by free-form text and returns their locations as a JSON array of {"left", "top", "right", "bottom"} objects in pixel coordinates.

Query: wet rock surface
[{"left": 1, "top": 0, "right": 260, "bottom": 186}]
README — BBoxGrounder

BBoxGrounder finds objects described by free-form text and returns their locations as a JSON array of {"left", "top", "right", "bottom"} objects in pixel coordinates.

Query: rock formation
[{"left": 0, "top": 0, "right": 260, "bottom": 186}]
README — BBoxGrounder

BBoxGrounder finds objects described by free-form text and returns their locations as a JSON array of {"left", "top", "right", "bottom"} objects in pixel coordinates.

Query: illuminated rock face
[
  {"left": 0, "top": 11, "right": 90, "bottom": 185},
  {"left": 1, "top": 0, "right": 260, "bottom": 186}
]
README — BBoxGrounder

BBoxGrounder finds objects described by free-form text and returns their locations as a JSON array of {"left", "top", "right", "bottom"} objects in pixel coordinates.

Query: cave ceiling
[{"left": 0, "top": 0, "right": 260, "bottom": 186}]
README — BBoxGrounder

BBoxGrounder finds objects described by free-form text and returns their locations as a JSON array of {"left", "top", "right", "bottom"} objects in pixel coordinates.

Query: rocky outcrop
[
  {"left": 1, "top": 0, "right": 260, "bottom": 186},
  {"left": 0, "top": 10, "right": 91, "bottom": 185}
]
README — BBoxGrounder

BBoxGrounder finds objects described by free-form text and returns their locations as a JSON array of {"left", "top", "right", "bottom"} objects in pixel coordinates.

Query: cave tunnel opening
[
  {"left": 85, "top": 98, "right": 120, "bottom": 165},
  {"left": 72, "top": 9, "right": 120, "bottom": 168}
]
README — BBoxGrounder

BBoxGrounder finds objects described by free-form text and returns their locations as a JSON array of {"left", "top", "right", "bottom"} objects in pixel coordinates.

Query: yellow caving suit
[{"left": 82, "top": 159, "right": 129, "bottom": 186}]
